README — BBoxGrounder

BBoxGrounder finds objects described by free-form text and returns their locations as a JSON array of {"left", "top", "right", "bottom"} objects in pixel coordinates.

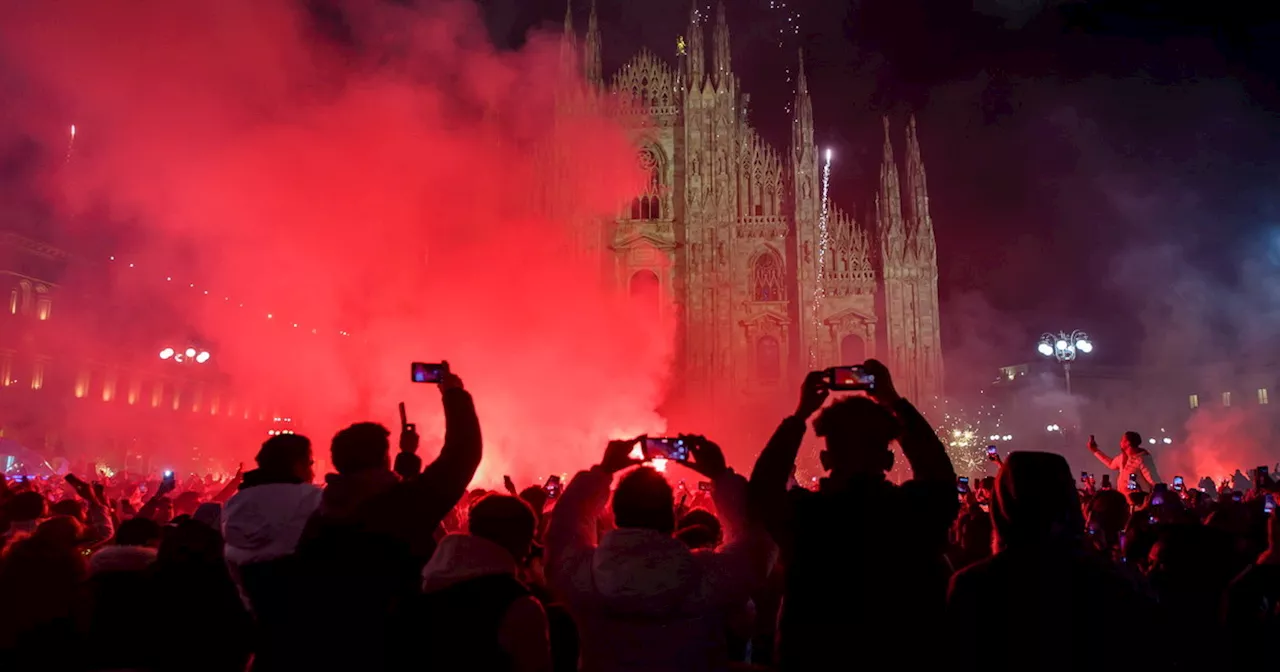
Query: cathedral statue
[{"left": 555, "top": 0, "right": 945, "bottom": 408}]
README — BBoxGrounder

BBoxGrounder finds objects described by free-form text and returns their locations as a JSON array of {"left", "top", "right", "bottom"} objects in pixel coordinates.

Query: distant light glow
[
  {"left": 1037, "top": 342, "right": 1054, "bottom": 357},
  {"left": 159, "top": 348, "right": 175, "bottom": 360},
  {"left": 184, "top": 348, "right": 196, "bottom": 358}
]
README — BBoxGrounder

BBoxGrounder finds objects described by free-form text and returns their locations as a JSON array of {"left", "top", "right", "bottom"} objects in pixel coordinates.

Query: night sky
[{"left": 478, "top": 0, "right": 1280, "bottom": 382}]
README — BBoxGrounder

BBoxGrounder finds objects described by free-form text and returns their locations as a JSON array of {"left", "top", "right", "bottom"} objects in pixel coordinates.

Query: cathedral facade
[{"left": 557, "top": 2, "right": 944, "bottom": 410}]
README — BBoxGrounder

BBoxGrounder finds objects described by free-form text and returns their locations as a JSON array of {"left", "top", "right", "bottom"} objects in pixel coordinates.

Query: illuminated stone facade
[{"left": 561, "top": 2, "right": 944, "bottom": 408}]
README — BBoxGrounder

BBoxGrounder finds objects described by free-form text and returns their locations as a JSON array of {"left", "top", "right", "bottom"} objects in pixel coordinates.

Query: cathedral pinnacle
[
  {"left": 878, "top": 116, "right": 905, "bottom": 261},
  {"left": 584, "top": 0, "right": 602, "bottom": 88},
  {"left": 558, "top": 0, "right": 578, "bottom": 83},
  {"left": 904, "top": 114, "right": 936, "bottom": 263},
  {"left": 712, "top": 0, "right": 732, "bottom": 89},
  {"left": 685, "top": 0, "right": 706, "bottom": 88}
]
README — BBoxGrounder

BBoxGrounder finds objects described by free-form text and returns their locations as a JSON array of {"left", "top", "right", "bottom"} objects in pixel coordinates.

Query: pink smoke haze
[{"left": 0, "top": 0, "right": 672, "bottom": 484}]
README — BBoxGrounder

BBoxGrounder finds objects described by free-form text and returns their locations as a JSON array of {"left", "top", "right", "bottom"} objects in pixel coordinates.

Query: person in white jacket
[
  {"left": 1089, "top": 431, "right": 1163, "bottom": 493},
  {"left": 545, "top": 437, "right": 775, "bottom": 672}
]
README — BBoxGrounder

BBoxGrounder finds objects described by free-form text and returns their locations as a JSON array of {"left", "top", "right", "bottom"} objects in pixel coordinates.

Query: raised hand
[
  {"left": 860, "top": 359, "right": 899, "bottom": 404},
  {"left": 438, "top": 360, "right": 464, "bottom": 393},
  {"left": 601, "top": 439, "right": 643, "bottom": 474},
  {"left": 685, "top": 435, "right": 727, "bottom": 480},
  {"left": 796, "top": 370, "right": 829, "bottom": 419}
]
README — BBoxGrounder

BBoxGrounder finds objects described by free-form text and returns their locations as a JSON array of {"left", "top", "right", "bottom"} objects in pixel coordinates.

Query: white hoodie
[
  {"left": 546, "top": 467, "right": 775, "bottom": 672},
  {"left": 222, "top": 482, "right": 322, "bottom": 569}
]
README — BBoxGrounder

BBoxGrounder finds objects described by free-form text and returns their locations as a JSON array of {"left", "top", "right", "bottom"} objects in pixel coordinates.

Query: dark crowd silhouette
[{"left": 1, "top": 360, "right": 1277, "bottom": 671}]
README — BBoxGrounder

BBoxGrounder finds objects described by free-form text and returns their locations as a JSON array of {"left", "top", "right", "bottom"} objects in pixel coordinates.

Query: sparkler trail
[{"left": 809, "top": 148, "right": 832, "bottom": 367}]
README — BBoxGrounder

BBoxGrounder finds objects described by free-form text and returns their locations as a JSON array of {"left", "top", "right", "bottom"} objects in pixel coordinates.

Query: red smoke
[
  {"left": 0, "top": 0, "right": 671, "bottom": 484},
  {"left": 1174, "top": 406, "right": 1276, "bottom": 484}
]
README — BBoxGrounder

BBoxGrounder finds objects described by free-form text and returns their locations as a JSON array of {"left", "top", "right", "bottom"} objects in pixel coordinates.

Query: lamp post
[
  {"left": 159, "top": 346, "right": 211, "bottom": 365},
  {"left": 1036, "top": 330, "right": 1092, "bottom": 395}
]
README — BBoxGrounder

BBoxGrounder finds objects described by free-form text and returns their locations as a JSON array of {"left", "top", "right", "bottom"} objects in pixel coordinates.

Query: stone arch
[
  {"left": 841, "top": 333, "right": 866, "bottom": 364},
  {"left": 629, "top": 269, "right": 660, "bottom": 317},
  {"left": 750, "top": 247, "right": 785, "bottom": 302}
]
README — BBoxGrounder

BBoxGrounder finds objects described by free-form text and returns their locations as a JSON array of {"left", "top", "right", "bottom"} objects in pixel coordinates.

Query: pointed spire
[
  {"left": 904, "top": 114, "right": 935, "bottom": 262},
  {"left": 685, "top": 0, "right": 706, "bottom": 89},
  {"left": 558, "top": 0, "right": 578, "bottom": 82},
  {"left": 792, "top": 48, "right": 813, "bottom": 161},
  {"left": 712, "top": 1, "right": 732, "bottom": 89},
  {"left": 878, "top": 116, "right": 905, "bottom": 262},
  {"left": 584, "top": 0, "right": 602, "bottom": 88}
]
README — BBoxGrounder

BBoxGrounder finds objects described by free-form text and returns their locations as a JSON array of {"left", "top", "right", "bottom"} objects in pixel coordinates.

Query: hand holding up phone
[{"left": 398, "top": 402, "right": 420, "bottom": 455}]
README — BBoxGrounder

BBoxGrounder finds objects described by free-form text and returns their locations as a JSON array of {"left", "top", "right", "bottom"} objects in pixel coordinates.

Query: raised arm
[
  {"left": 749, "top": 371, "right": 827, "bottom": 548},
  {"left": 1139, "top": 452, "right": 1163, "bottom": 487},
  {"left": 1088, "top": 435, "right": 1119, "bottom": 470},
  {"left": 545, "top": 441, "right": 637, "bottom": 602}
]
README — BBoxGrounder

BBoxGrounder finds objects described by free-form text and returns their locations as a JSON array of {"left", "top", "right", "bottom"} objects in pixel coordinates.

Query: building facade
[{"left": 557, "top": 1, "right": 944, "bottom": 411}]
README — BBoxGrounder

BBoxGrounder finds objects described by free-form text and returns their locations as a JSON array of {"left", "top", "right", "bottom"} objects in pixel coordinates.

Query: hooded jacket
[
  {"left": 947, "top": 451, "right": 1156, "bottom": 672},
  {"left": 399, "top": 534, "right": 550, "bottom": 672},
  {"left": 546, "top": 466, "right": 774, "bottom": 672},
  {"left": 222, "top": 481, "right": 322, "bottom": 569}
]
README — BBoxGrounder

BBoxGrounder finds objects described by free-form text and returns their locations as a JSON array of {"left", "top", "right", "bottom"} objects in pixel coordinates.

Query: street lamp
[
  {"left": 159, "top": 346, "right": 211, "bottom": 364},
  {"left": 1037, "top": 330, "right": 1092, "bottom": 394}
]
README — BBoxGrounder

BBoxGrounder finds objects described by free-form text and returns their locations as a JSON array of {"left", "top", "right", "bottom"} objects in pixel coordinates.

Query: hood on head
[
  {"left": 421, "top": 534, "right": 518, "bottom": 592},
  {"left": 89, "top": 545, "right": 157, "bottom": 575},
  {"left": 222, "top": 482, "right": 322, "bottom": 566},
  {"left": 591, "top": 528, "right": 701, "bottom": 618},
  {"left": 993, "top": 451, "right": 1084, "bottom": 551}
]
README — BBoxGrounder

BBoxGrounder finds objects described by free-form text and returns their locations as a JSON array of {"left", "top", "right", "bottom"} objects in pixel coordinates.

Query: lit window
[
  {"left": 74, "top": 370, "right": 90, "bottom": 398},
  {"left": 102, "top": 372, "right": 116, "bottom": 402},
  {"left": 31, "top": 360, "right": 44, "bottom": 390},
  {"left": 8, "top": 290, "right": 16, "bottom": 315},
  {"left": 1223, "top": 392, "right": 1232, "bottom": 407},
  {"left": 151, "top": 382, "right": 163, "bottom": 408},
  {"left": 127, "top": 378, "right": 140, "bottom": 405},
  {"left": 0, "top": 353, "right": 11, "bottom": 386},
  {"left": 172, "top": 387, "right": 182, "bottom": 411},
  {"left": 209, "top": 396, "right": 220, "bottom": 415},
  {"left": 36, "top": 298, "right": 51, "bottom": 321},
  {"left": 1259, "top": 388, "right": 1270, "bottom": 405},
  {"left": 1189, "top": 394, "right": 1199, "bottom": 409}
]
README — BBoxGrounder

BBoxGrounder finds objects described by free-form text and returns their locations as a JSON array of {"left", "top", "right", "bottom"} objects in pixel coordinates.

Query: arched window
[
  {"left": 629, "top": 270, "right": 660, "bottom": 318},
  {"left": 757, "top": 336, "right": 780, "bottom": 380},
  {"left": 631, "top": 148, "right": 663, "bottom": 221},
  {"left": 751, "top": 251, "right": 785, "bottom": 302},
  {"left": 841, "top": 333, "right": 866, "bottom": 364}
]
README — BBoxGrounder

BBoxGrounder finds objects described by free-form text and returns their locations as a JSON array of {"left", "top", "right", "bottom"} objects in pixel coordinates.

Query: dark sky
[{"left": 477, "top": 0, "right": 1280, "bottom": 379}]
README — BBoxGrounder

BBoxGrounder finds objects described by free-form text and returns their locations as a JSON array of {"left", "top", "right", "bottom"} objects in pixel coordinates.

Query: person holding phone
[{"left": 1088, "top": 431, "right": 1163, "bottom": 493}]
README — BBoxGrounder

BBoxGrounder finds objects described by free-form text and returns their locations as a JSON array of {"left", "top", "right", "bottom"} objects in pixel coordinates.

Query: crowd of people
[{"left": 1, "top": 360, "right": 1276, "bottom": 671}]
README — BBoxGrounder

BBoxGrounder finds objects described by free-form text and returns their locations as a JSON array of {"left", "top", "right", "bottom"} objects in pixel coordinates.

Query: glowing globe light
[
  {"left": 184, "top": 348, "right": 197, "bottom": 358},
  {"left": 1076, "top": 339, "right": 1093, "bottom": 353},
  {"left": 195, "top": 351, "right": 211, "bottom": 364},
  {"left": 159, "top": 348, "right": 175, "bottom": 360},
  {"left": 1037, "top": 342, "right": 1054, "bottom": 357},
  {"left": 1055, "top": 339, "right": 1068, "bottom": 351}
]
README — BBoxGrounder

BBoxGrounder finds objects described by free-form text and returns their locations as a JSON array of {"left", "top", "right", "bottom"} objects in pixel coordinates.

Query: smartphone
[
  {"left": 1172, "top": 476, "right": 1184, "bottom": 491},
  {"left": 698, "top": 481, "right": 712, "bottom": 492},
  {"left": 1080, "top": 471, "right": 1088, "bottom": 484},
  {"left": 1257, "top": 465, "right": 1270, "bottom": 487},
  {"left": 987, "top": 445, "right": 999, "bottom": 461},
  {"left": 827, "top": 365, "right": 874, "bottom": 392},
  {"left": 398, "top": 402, "right": 415, "bottom": 434},
  {"left": 1264, "top": 494, "right": 1276, "bottom": 514},
  {"left": 957, "top": 476, "right": 970, "bottom": 494},
  {"left": 1232, "top": 492, "right": 1243, "bottom": 502},
  {"left": 1101, "top": 474, "right": 1112, "bottom": 490},
  {"left": 410, "top": 362, "right": 446, "bottom": 384},
  {"left": 543, "top": 474, "right": 562, "bottom": 500},
  {"left": 1127, "top": 473, "right": 1138, "bottom": 491},
  {"left": 643, "top": 437, "right": 691, "bottom": 462}
]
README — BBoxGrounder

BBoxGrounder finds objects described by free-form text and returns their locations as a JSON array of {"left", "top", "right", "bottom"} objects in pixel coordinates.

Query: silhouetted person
[
  {"left": 400, "top": 493, "right": 551, "bottom": 672},
  {"left": 749, "top": 360, "right": 957, "bottom": 671},
  {"left": 283, "top": 366, "right": 481, "bottom": 672},
  {"left": 1089, "top": 432, "right": 1162, "bottom": 492},
  {"left": 546, "top": 438, "right": 774, "bottom": 671},
  {"left": 947, "top": 451, "right": 1154, "bottom": 672}
]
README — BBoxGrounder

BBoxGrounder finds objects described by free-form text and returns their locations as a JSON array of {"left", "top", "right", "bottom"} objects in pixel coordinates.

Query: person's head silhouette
[
  {"left": 611, "top": 467, "right": 675, "bottom": 535},
  {"left": 330, "top": 422, "right": 391, "bottom": 474},
  {"left": 813, "top": 396, "right": 901, "bottom": 478},
  {"left": 468, "top": 494, "right": 538, "bottom": 562}
]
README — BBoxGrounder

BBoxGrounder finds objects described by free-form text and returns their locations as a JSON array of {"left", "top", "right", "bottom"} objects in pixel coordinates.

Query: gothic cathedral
[{"left": 558, "top": 1, "right": 944, "bottom": 408}]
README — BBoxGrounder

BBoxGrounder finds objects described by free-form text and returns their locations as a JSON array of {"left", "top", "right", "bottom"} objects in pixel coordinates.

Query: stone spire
[
  {"left": 791, "top": 49, "right": 813, "bottom": 156},
  {"left": 558, "top": 0, "right": 577, "bottom": 82},
  {"left": 711, "top": 1, "right": 731, "bottom": 89},
  {"left": 684, "top": 0, "right": 706, "bottom": 89},
  {"left": 904, "top": 114, "right": 935, "bottom": 264},
  {"left": 877, "top": 116, "right": 905, "bottom": 265},
  {"left": 583, "top": 0, "right": 602, "bottom": 89}
]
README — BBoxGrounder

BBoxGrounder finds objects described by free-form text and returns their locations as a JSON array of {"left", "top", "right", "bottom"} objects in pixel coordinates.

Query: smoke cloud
[{"left": 0, "top": 0, "right": 671, "bottom": 484}]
